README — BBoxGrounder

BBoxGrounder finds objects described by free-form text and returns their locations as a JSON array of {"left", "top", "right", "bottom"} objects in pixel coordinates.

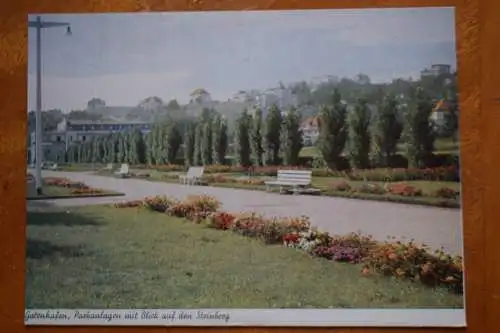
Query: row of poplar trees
[
  {"left": 318, "top": 87, "right": 438, "bottom": 170},
  {"left": 66, "top": 87, "right": 438, "bottom": 170}
]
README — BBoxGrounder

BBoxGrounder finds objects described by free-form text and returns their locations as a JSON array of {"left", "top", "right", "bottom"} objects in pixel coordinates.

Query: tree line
[{"left": 66, "top": 87, "right": 452, "bottom": 170}]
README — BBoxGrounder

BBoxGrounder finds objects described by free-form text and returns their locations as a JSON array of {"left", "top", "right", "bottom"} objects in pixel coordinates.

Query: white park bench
[
  {"left": 179, "top": 166, "right": 204, "bottom": 185},
  {"left": 103, "top": 163, "right": 114, "bottom": 171},
  {"left": 115, "top": 163, "right": 130, "bottom": 178},
  {"left": 264, "top": 169, "right": 321, "bottom": 195}
]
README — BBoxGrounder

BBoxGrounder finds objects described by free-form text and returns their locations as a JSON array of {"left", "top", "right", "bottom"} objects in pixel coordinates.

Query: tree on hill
[
  {"left": 234, "top": 110, "right": 252, "bottom": 167},
  {"left": 87, "top": 98, "right": 106, "bottom": 109},
  {"left": 263, "top": 104, "right": 282, "bottom": 165},
  {"left": 402, "top": 87, "right": 436, "bottom": 168},
  {"left": 279, "top": 107, "right": 303, "bottom": 166},
  {"left": 166, "top": 99, "right": 181, "bottom": 111},
  {"left": 317, "top": 89, "right": 348, "bottom": 170},
  {"left": 211, "top": 113, "right": 228, "bottom": 165},
  {"left": 346, "top": 98, "right": 371, "bottom": 169},
  {"left": 250, "top": 108, "right": 264, "bottom": 166},
  {"left": 371, "top": 94, "right": 402, "bottom": 167}
]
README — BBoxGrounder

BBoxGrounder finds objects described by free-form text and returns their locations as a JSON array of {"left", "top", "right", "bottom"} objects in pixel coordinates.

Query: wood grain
[{"left": 0, "top": 0, "right": 494, "bottom": 332}]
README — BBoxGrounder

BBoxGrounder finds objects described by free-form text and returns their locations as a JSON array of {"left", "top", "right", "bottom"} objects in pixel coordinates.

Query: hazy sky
[{"left": 27, "top": 7, "right": 456, "bottom": 112}]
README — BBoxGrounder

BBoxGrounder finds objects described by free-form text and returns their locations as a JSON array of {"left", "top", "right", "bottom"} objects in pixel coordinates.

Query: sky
[{"left": 27, "top": 7, "right": 457, "bottom": 112}]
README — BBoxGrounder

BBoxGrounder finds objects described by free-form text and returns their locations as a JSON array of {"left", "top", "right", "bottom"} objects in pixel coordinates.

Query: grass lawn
[{"left": 26, "top": 205, "right": 463, "bottom": 309}]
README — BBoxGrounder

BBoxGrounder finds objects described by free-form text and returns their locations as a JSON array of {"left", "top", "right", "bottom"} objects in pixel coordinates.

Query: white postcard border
[{"left": 25, "top": 308, "right": 466, "bottom": 327}]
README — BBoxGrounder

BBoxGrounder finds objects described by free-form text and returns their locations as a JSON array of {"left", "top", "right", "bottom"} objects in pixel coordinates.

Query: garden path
[{"left": 27, "top": 169, "right": 464, "bottom": 255}]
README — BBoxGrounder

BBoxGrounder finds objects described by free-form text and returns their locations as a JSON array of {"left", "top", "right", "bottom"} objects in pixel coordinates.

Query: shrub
[
  {"left": 344, "top": 166, "right": 458, "bottom": 182},
  {"left": 204, "top": 174, "right": 234, "bottom": 183},
  {"left": 44, "top": 177, "right": 89, "bottom": 189},
  {"left": 206, "top": 212, "right": 236, "bottom": 230},
  {"left": 433, "top": 187, "right": 460, "bottom": 199},
  {"left": 143, "top": 195, "right": 176, "bottom": 213},
  {"left": 355, "top": 183, "right": 387, "bottom": 195},
  {"left": 237, "top": 178, "right": 265, "bottom": 186},
  {"left": 386, "top": 183, "right": 423, "bottom": 197},
  {"left": 185, "top": 195, "right": 221, "bottom": 213},
  {"left": 312, "top": 245, "right": 364, "bottom": 263},
  {"left": 155, "top": 164, "right": 185, "bottom": 172},
  {"left": 114, "top": 200, "right": 143, "bottom": 208},
  {"left": 71, "top": 188, "right": 102, "bottom": 195},
  {"left": 364, "top": 240, "right": 463, "bottom": 293},
  {"left": 331, "top": 181, "right": 352, "bottom": 192}
]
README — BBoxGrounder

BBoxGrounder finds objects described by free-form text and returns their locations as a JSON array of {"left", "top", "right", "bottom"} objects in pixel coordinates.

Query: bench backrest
[
  {"left": 120, "top": 164, "right": 129, "bottom": 173},
  {"left": 187, "top": 166, "right": 204, "bottom": 178},
  {"left": 276, "top": 169, "right": 313, "bottom": 185}
]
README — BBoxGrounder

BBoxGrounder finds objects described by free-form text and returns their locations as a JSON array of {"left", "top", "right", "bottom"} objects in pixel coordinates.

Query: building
[
  {"left": 28, "top": 118, "right": 152, "bottom": 164},
  {"left": 300, "top": 116, "right": 320, "bottom": 146},
  {"left": 255, "top": 87, "right": 298, "bottom": 113},
  {"left": 429, "top": 99, "right": 456, "bottom": 135},
  {"left": 420, "top": 64, "right": 452, "bottom": 78}
]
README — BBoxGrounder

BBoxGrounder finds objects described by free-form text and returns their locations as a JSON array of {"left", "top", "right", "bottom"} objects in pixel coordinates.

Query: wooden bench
[
  {"left": 264, "top": 169, "right": 321, "bottom": 195},
  {"left": 179, "top": 166, "right": 204, "bottom": 185},
  {"left": 115, "top": 164, "right": 130, "bottom": 178}
]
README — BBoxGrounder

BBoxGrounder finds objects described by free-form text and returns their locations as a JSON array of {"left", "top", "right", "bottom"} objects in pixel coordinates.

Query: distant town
[{"left": 28, "top": 63, "right": 457, "bottom": 165}]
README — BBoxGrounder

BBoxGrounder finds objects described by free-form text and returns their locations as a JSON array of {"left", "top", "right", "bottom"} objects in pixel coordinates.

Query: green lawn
[{"left": 26, "top": 205, "right": 463, "bottom": 309}]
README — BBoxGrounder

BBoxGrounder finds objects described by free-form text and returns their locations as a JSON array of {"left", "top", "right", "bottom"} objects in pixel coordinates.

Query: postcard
[{"left": 25, "top": 7, "right": 465, "bottom": 327}]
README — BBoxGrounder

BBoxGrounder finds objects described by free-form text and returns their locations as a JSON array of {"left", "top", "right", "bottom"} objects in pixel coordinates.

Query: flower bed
[
  {"left": 44, "top": 177, "right": 89, "bottom": 189},
  {"left": 42, "top": 177, "right": 117, "bottom": 197},
  {"left": 114, "top": 194, "right": 464, "bottom": 294}
]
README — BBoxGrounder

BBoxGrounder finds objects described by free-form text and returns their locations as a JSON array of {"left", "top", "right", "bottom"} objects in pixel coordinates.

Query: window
[{"left": 82, "top": 135, "right": 86, "bottom": 142}]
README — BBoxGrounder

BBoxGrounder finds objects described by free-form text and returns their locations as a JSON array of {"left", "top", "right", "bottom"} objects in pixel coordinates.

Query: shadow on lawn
[
  {"left": 26, "top": 239, "right": 86, "bottom": 260},
  {"left": 27, "top": 210, "right": 106, "bottom": 227}
]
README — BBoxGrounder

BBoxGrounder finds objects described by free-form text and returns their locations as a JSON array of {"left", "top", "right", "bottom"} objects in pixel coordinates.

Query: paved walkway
[{"left": 28, "top": 170, "right": 464, "bottom": 255}]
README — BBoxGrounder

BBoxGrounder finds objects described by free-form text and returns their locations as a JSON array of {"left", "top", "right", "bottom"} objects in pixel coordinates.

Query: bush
[
  {"left": 345, "top": 166, "right": 458, "bottom": 182},
  {"left": 364, "top": 240, "right": 463, "bottom": 293},
  {"left": 386, "top": 183, "right": 423, "bottom": 197},
  {"left": 312, "top": 245, "right": 364, "bottom": 263},
  {"left": 433, "top": 187, "right": 460, "bottom": 199},
  {"left": 206, "top": 212, "right": 236, "bottom": 230},
  {"left": 71, "top": 188, "right": 102, "bottom": 195},
  {"left": 331, "top": 181, "right": 352, "bottom": 192},
  {"left": 114, "top": 200, "right": 143, "bottom": 208},
  {"left": 355, "top": 183, "right": 386, "bottom": 195},
  {"left": 143, "top": 195, "right": 176, "bottom": 213}
]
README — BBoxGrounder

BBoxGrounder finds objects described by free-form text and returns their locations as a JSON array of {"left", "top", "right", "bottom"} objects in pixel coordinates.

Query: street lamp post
[{"left": 28, "top": 16, "right": 71, "bottom": 193}]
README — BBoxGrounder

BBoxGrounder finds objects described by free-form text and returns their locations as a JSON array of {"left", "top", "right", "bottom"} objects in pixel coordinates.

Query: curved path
[{"left": 29, "top": 170, "right": 464, "bottom": 255}]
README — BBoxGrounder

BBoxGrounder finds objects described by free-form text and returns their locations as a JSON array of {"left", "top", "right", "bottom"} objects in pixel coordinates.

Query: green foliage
[
  {"left": 165, "top": 123, "right": 182, "bottom": 164},
  {"left": 250, "top": 108, "right": 264, "bottom": 166},
  {"left": 211, "top": 113, "right": 228, "bottom": 165},
  {"left": 193, "top": 122, "right": 204, "bottom": 166},
  {"left": 263, "top": 104, "right": 282, "bottom": 165},
  {"left": 317, "top": 89, "right": 348, "bottom": 170},
  {"left": 183, "top": 123, "right": 195, "bottom": 166},
  {"left": 346, "top": 98, "right": 371, "bottom": 169},
  {"left": 371, "top": 94, "right": 402, "bottom": 167},
  {"left": 201, "top": 121, "right": 213, "bottom": 165},
  {"left": 279, "top": 107, "right": 303, "bottom": 166},
  {"left": 402, "top": 88, "right": 436, "bottom": 168},
  {"left": 234, "top": 109, "right": 252, "bottom": 167}
]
